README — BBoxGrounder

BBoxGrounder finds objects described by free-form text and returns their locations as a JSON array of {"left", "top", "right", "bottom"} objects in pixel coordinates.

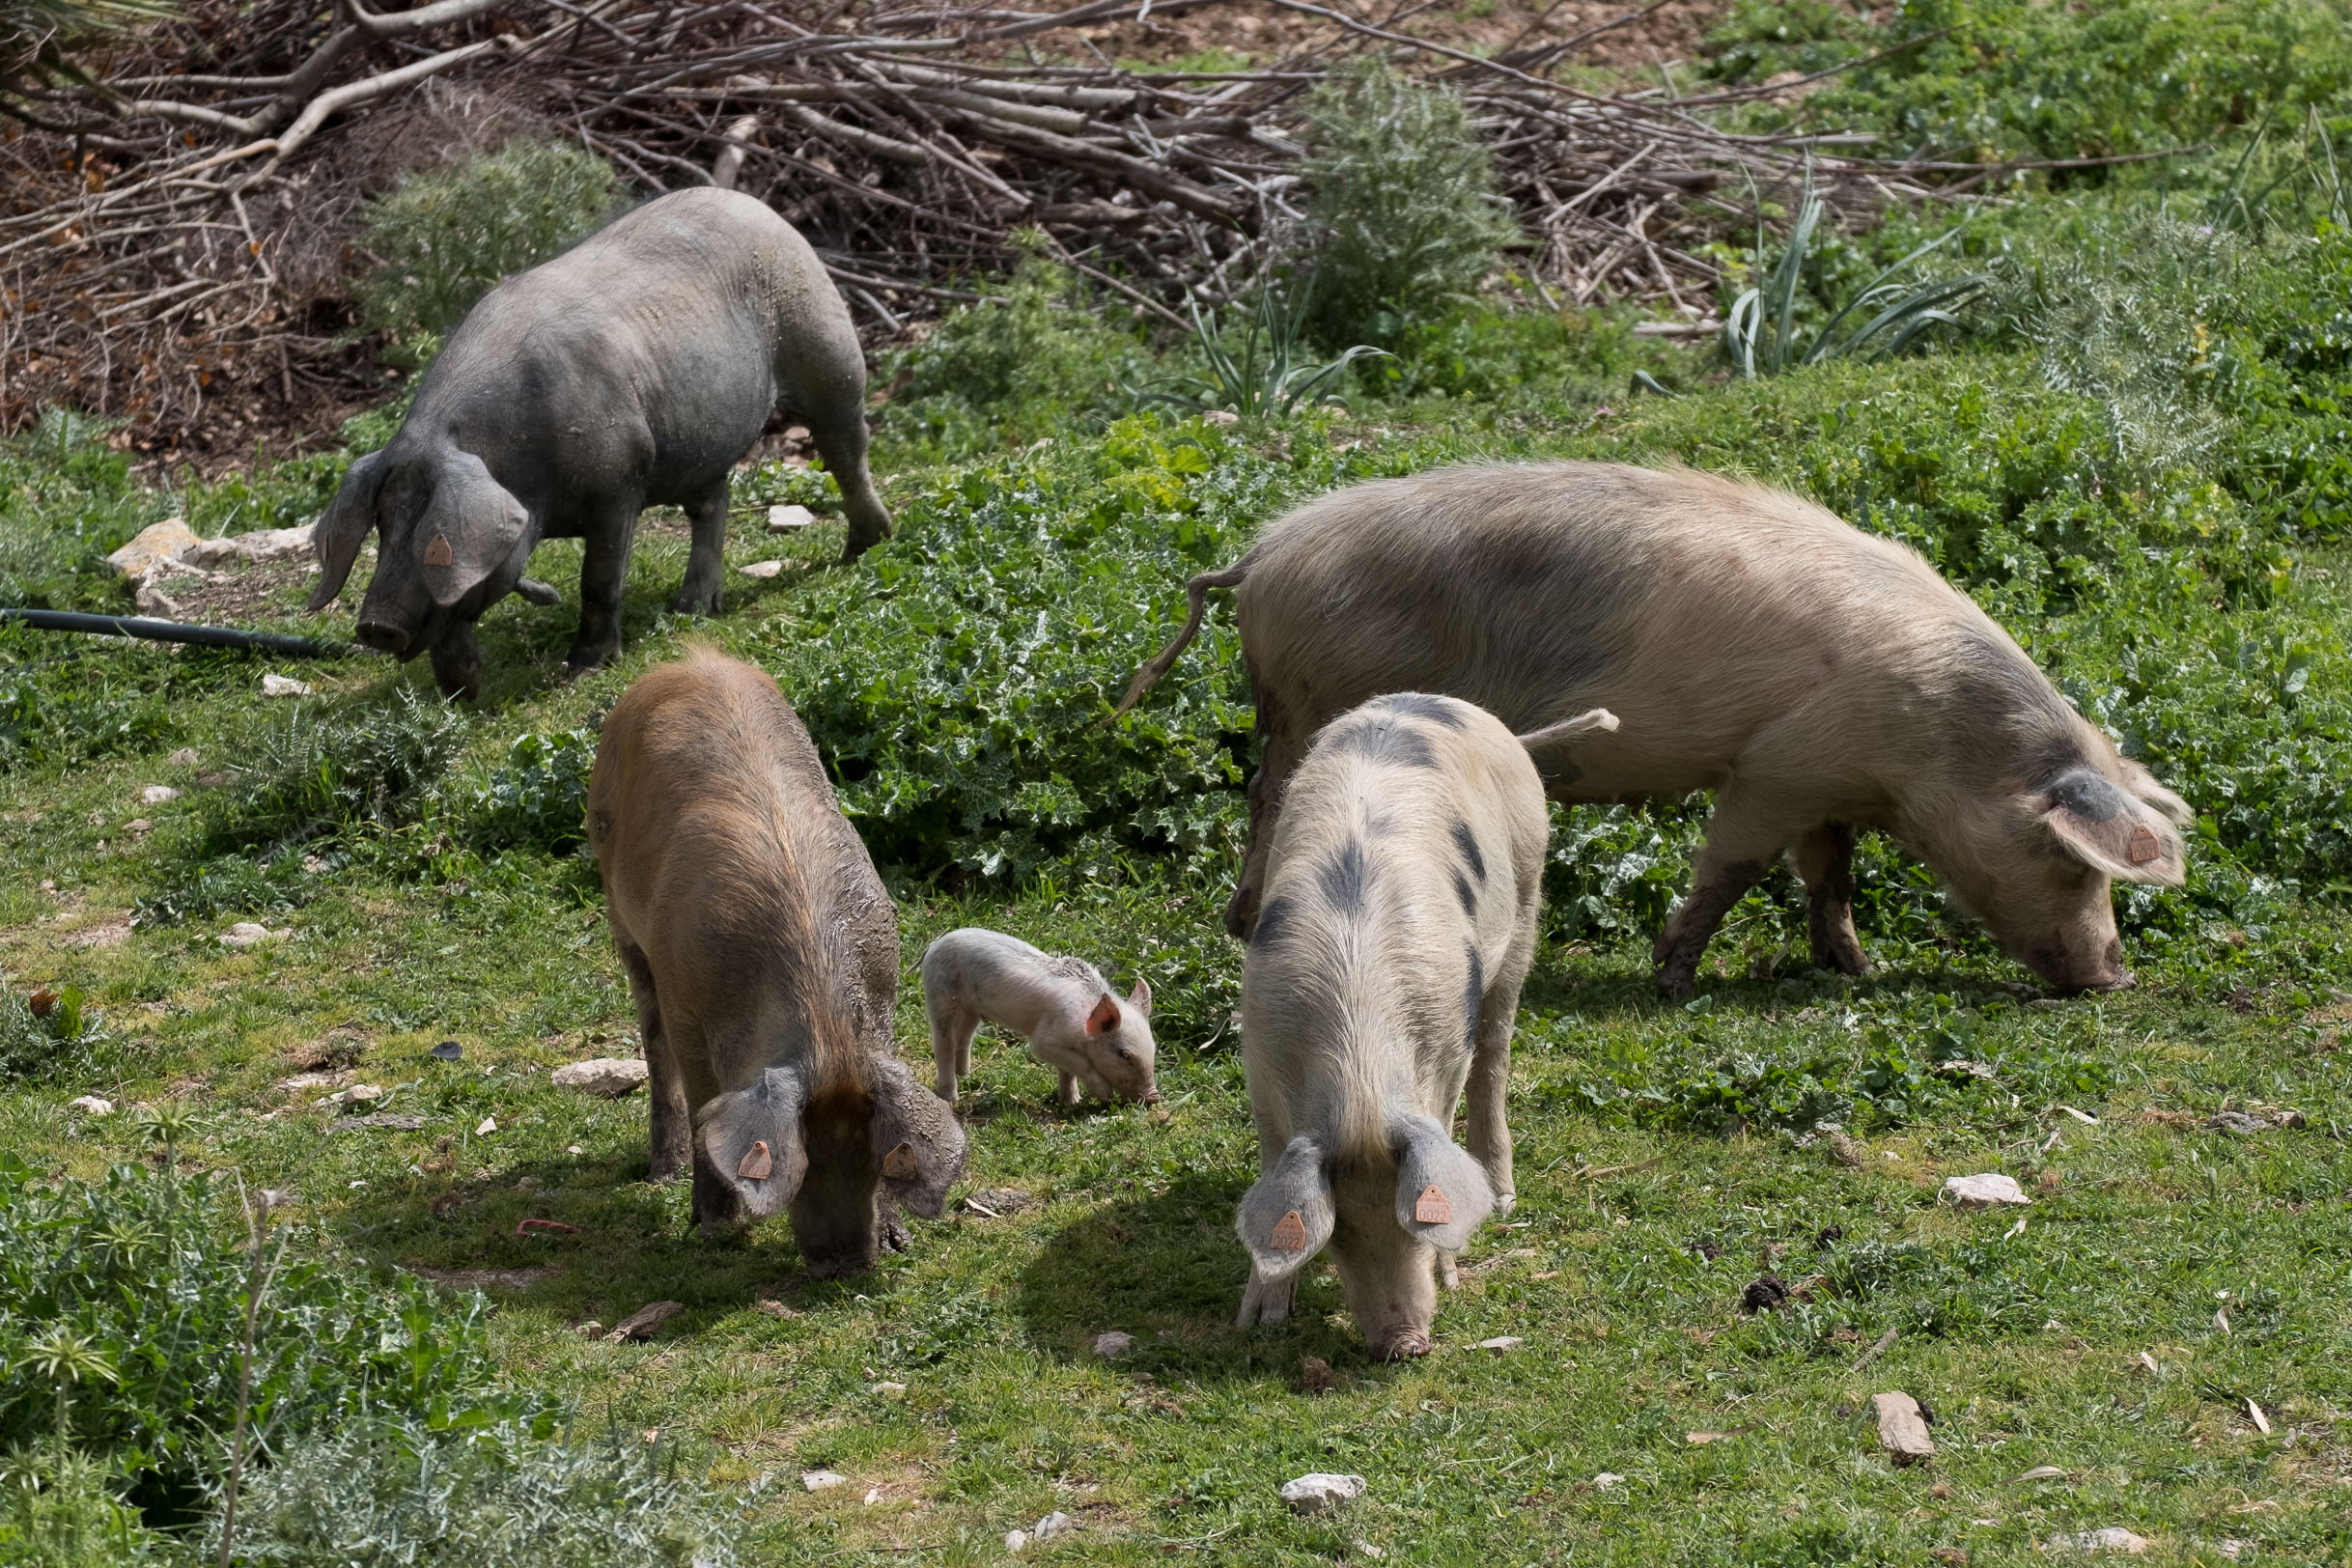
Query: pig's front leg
[
  {"left": 427, "top": 621, "right": 483, "bottom": 700},
  {"left": 1792, "top": 821, "right": 1870, "bottom": 976},
  {"left": 931, "top": 1005, "right": 978, "bottom": 1100},
  {"left": 1057, "top": 1070, "right": 1081, "bottom": 1106},
  {"left": 1236, "top": 1266, "right": 1297, "bottom": 1329},
  {"left": 566, "top": 505, "right": 639, "bottom": 675},
  {"left": 670, "top": 477, "right": 729, "bottom": 617},
  {"left": 1654, "top": 788, "right": 1798, "bottom": 997}
]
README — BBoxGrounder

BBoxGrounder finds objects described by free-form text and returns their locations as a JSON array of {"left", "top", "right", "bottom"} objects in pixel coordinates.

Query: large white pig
[{"left": 1121, "top": 462, "right": 2191, "bottom": 996}]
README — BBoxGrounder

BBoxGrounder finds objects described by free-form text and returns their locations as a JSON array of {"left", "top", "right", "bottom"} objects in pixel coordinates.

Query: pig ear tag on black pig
[
  {"left": 1414, "top": 1186, "right": 1452, "bottom": 1225},
  {"left": 882, "top": 1142, "right": 918, "bottom": 1181},
  {"left": 738, "top": 1140, "right": 774, "bottom": 1180},
  {"left": 422, "top": 532, "right": 454, "bottom": 569}
]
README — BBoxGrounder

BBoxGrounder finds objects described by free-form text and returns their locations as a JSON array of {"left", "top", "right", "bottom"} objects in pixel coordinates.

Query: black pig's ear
[
  {"left": 870, "top": 1056, "right": 966, "bottom": 1218},
  {"left": 1235, "top": 1134, "right": 1333, "bottom": 1279},
  {"left": 416, "top": 449, "right": 529, "bottom": 607},
  {"left": 2040, "top": 768, "right": 2186, "bottom": 888},
  {"left": 307, "top": 449, "right": 387, "bottom": 612},
  {"left": 1392, "top": 1114, "right": 1494, "bottom": 1253},
  {"left": 695, "top": 1067, "right": 810, "bottom": 1219}
]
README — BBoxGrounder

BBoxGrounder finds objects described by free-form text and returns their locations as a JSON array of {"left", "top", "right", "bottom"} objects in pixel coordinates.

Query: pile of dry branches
[{"left": 0, "top": 0, "right": 2045, "bottom": 454}]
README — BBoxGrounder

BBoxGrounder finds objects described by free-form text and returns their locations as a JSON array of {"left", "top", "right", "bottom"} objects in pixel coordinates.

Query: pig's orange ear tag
[
  {"left": 2128, "top": 824, "right": 2162, "bottom": 863},
  {"left": 1414, "top": 1186, "right": 1452, "bottom": 1225},
  {"left": 737, "top": 1141, "right": 773, "bottom": 1180},
  {"left": 882, "top": 1142, "right": 918, "bottom": 1181},
  {"left": 422, "top": 531, "right": 455, "bottom": 568},
  {"left": 1272, "top": 1210, "right": 1308, "bottom": 1252}
]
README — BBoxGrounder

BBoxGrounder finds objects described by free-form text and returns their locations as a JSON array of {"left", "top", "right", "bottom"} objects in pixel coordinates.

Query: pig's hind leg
[
  {"left": 1791, "top": 822, "right": 1870, "bottom": 976},
  {"left": 669, "top": 476, "right": 730, "bottom": 617}
]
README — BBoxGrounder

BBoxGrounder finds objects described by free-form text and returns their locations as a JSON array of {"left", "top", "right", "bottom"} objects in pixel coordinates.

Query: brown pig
[
  {"left": 587, "top": 647, "right": 964, "bottom": 1270},
  {"left": 920, "top": 928, "right": 1157, "bottom": 1105},
  {"left": 1234, "top": 691, "right": 1612, "bottom": 1359},
  {"left": 1120, "top": 462, "right": 2192, "bottom": 997}
]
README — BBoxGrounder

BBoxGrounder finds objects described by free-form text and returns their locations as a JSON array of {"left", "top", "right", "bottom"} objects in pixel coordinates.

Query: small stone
[
  {"left": 552, "top": 1057, "right": 649, "bottom": 1097},
  {"left": 1200, "top": 409, "right": 1240, "bottom": 427},
  {"left": 1475, "top": 1335, "right": 1526, "bottom": 1353},
  {"left": 260, "top": 673, "right": 313, "bottom": 698},
  {"left": 607, "top": 1301, "right": 686, "bottom": 1342},
  {"left": 2215, "top": 1540, "right": 2249, "bottom": 1560},
  {"left": 870, "top": 1380, "right": 907, "bottom": 1394},
  {"left": 1092, "top": 1330, "right": 1134, "bottom": 1358},
  {"left": 863, "top": 1486, "right": 883, "bottom": 1505},
  {"left": 1942, "top": 1173, "right": 2030, "bottom": 1208},
  {"left": 167, "top": 747, "right": 200, "bottom": 767},
  {"left": 1592, "top": 1472, "right": 1626, "bottom": 1490},
  {"left": 1005, "top": 1529, "right": 1028, "bottom": 1554},
  {"left": 574, "top": 1320, "right": 603, "bottom": 1337},
  {"left": 1826, "top": 1127, "right": 1866, "bottom": 1166},
  {"left": 431, "top": 1039, "right": 462, "bottom": 1061},
  {"left": 68, "top": 1095, "right": 114, "bottom": 1115},
  {"left": 141, "top": 784, "right": 182, "bottom": 805},
  {"left": 326, "top": 1112, "right": 428, "bottom": 1133},
  {"left": 800, "top": 1470, "right": 847, "bottom": 1492},
  {"left": 123, "top": 818, "right": 153, "bottom": 834},
  {"left": 738, "top": 559, "right": 784, "bottom": 579},
  {"left": 767, "top": 503, "right": 817, "bottom": 531},
  {"left": 106, "top": 517, "right": 199, "bottom": 579},
  {"left": 219, "top": 922, "right": 279, "bottom": 949},
  {"left": 322, "top": 1082, "right": 383, "bottom": 1105},
  {"left": 1872, "top": 1390, "right": 1936, "bottom": 1465},
  {"left": 1280, "top": 1472, "right": 1366, "bottom": 1514},
  {"left": 1031, "top": 1512, "right": 1074, "bottom": 1542},
  {"left": 1355, "top": 1543, "right": 1385, "bottom": 1560},
  {"left": 2206, "top": 1109, "right": 2269, "bottom": 1135},
  {"left": 2053, "top": 1527, "right": 2150, "bottom": 1554},
  {"left": 475, "top": 1116, "right": 497, "bottom": 1135}
]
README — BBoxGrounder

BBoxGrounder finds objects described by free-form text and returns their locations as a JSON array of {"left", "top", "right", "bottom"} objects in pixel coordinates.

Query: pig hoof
[{"left": 1373, "top": 1330, "right": 1431, "bottom": 1361}]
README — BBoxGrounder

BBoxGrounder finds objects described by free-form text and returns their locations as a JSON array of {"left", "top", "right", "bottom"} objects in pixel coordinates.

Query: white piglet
[{"left": 921, "top": 929, "right": 1157, "bottom": 1105}]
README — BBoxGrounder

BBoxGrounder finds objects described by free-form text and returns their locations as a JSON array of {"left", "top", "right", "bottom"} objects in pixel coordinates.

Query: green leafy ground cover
[{"left": 6, "top": 7, "right": 2352, "bottom": 1562}]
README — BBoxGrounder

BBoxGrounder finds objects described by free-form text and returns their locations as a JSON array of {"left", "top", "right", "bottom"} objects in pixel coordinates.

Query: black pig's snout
[{"left": 354, "top": 618, "right": 413, "bottom": 657}]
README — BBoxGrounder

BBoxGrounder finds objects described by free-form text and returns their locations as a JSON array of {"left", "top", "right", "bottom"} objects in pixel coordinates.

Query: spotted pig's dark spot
[
  {"left": 1318, "top": 839, "right": 1369, "bottom": 916},
  {"left": 1451, "top": 820, "right": 1486, "bottom": 882}
]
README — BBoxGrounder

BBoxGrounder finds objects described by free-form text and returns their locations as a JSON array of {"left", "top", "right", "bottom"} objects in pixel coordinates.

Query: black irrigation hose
[{"left": 0, "top": 607, "right": 367, "bottom": 658}]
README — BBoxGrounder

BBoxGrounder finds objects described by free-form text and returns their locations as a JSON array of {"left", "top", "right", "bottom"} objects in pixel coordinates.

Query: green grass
[{"left": 8, "top": 11, "right": 2352, "bottom": 1552}]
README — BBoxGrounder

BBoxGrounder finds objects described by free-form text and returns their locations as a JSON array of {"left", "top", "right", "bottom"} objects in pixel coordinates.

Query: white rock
[
  {"left": 1092, "top": 1330, "right": 1134, "bottom": 1358},
  {"left": 1475, "top": 1336, "right": 1526, "bottom": 1353},
  {"left": 181, "top": 521, "right": 315, "bottom": 567},
  {"left": 1004, "top": 1529, "right": 1028, "bottom": 1554},
  {"left": 551, "top": 1058, "right": 649, "bottom": 1097},
  {"left": 738, "top": 559, "right": 784, "bottom": 579},
  {"left": 1871, "top": 1390, "right": 1935, "bottom": 1464},
  {"left": 219, "top": 922, "right": 279, "bottom": 948},
  {"left": 475, "top": 1116, "right": 497, "bottom": 1136},
  {"left": 1280, "top": 1472, "right": 1366, "bottom": 1514},
  {"left": 68, "top": 1095, "right": 114, "bottom": 1115},
  {"left": 2054, "top": 1526, "right": 2150, "bottom": 1554},
  {"left": 322, "top": 1082, "right": 384, "bottom": 1106},
  {"left": 870, "top": 1381, "right": 907, "bottom": 1394},
  {"left": 260, "top": 673, "right": 312, "bottom": 698},
  {"left": 1942, "top": 1172, "right": 2030, "bottom": 1207},
  {"left": 106, "top": 518, "right": 199, "bottom": 579},
  {"left": 133, "top": 580, "right": 183, "bottom": 617},
  {"left": 1200, "top": 409, "right": 1240, "bottom": 427},
  {"left": 800, "top": 1470, "right": 847, "bottom": 1492},
  {"left": 767, "top": 504, "right": 817, "bottom": 531},
  {"left": 863, "top": 1486, "right": 883, "bottom": 1505},
  {"left": 1593, "top": 1472, "right": 1626, "bottom": 1490},
  {"left": 1032, "top": 1512, "right": 1074, "bottom": 1542},
  {"left": 141, "top": 785, "right": 182, "bottom": 805}
]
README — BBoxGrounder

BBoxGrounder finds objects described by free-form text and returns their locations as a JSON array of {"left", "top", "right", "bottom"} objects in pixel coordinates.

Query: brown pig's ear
[
  {"left": 2117, "top": 757, "right": 2195, "bottom": 826},
  {"left": 307, "top": 449, "right": 387, "bottom": 612},
  {"left": 417, "top": 449, "right": 530, "bottom": 608},
  {"left": 1392, "top": 1114, "right": 1494, "bottom": 1252},
  {"left": 1127, "top": 977, "right": 1153, "bottom": 1018},
  {"left": 694, "top": 1066, "right": 809, "bottom": 1219},
  {"left": 2041, "top": 769, "right": 2187, "bottom": 888},
  {"left": 870, "top": 1056, "right": 966, "bottom": 1218},
  {"left": 1236, "top": 1134, "right": 1333, "bottom": 1279},
  {"left": 1087, "top": 994, "right": 1122, "bottom": 1035}
]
